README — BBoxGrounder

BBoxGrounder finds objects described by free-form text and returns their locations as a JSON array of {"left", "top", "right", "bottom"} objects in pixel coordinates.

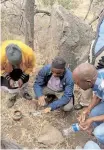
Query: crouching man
[
  {"left": 73, "top": 63, "right": 104, "bottom": 148},
  {"left": 0, "top": 40, "right": 35, "bottom": 108},
  {"left": 34, "top": 57, "right": 74, "bottom": 113}
]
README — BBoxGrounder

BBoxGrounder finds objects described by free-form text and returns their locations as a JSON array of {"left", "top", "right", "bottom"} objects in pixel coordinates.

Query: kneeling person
[
  {"left": 34, "top": 57, "right": 74, "bottom": 113},
  {"left": 0, "top": 40, "right": 35, "bottom": 108}
]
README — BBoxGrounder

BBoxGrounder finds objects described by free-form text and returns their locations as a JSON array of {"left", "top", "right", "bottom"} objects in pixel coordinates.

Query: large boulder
[{"left": 34, "top": 4, "right": 94, "bottom": 70}]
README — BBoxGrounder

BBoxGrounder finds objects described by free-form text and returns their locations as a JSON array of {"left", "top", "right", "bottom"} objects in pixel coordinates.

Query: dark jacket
[{"left": 33, "top": 64, "right": 74, "bottom": 110}]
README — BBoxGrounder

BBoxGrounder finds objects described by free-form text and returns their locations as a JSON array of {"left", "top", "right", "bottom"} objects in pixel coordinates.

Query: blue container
[{"left": 72, "top": 123, "right": 80, "bottom": 132}]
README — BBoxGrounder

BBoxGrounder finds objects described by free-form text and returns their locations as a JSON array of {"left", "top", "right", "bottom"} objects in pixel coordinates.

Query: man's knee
[
  {"left": 63, "top": 98, "right": 73, "bottom": 112},
  {"left": 89, "top": 107, "right": 99, "bottom": 118},
  {"left": 89, "top": 107, "right": 103, "bottom": 127},
  {"left": 89, "top": 102, "right": 104, "bottom": 118},
  {"left": 84, "top": 141, "right": 100, "bottom": 149},
  {"left": 94, "top": 126, "right": 102, "bottom": 137},
  {"left": 43, "top": 87, "right": 55, "bottom": 96},
  {"left": 93, "top": 123, "right": 104, "bottom": 144}
]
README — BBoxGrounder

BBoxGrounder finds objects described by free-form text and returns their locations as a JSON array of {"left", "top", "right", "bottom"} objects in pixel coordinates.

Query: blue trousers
[
  {"left": 84, "top": 141, "right": 101, "bottom": 149},
  {"left": 84, "top": 101, "right": 104, "bottom": 148},
  {"left": 89, "top": 101, "right": 104, "bottom": 127}
]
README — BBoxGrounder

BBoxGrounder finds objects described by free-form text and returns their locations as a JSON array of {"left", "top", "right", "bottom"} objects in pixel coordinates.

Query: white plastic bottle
[{"left": 62, "top": 123, "right": 80, "bottom": 137}]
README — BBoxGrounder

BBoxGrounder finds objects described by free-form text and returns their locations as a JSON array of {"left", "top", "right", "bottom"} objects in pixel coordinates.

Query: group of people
[
  {"left": 1, "top": 11, "right": 104, "bottom": 150},
  {"left": 1, "top": 40, "right": 104, "bottom": 149}
]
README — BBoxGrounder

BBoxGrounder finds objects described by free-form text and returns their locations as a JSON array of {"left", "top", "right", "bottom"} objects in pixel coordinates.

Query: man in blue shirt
[
  {"left": 79, "top": 12, "right": 104, "bottom": 107},
  {"left": 34, "top": 57, "right": 74, "bottom": 113},
  {"left": 73, "top": 63, "right": 104, "bottom": 148}
]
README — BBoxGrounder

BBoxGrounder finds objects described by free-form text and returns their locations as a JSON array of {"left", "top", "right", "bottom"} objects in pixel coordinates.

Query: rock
[
  {"left": 34, "top": 4, "right": 94, "bottom": 70},
  {"left": 37, "top": 121, "right": 64, "bottom": 146}
]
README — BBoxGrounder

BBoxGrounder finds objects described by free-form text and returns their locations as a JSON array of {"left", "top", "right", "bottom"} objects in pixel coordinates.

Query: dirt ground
[
  {"left": 1, "top": 71, "right": 94, "bottom": 149},
  {"left": 1, "top": 0, "right": 103, "bottom": 148}
]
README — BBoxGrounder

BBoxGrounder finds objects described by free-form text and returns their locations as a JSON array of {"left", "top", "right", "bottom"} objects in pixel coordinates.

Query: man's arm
[
  {"left": 0, "top": 59, "right": 15, "bottom": 87},
  {"left": 91, "top": 115, "right": 104, "bottom": 122},
  {"left": 48, "top": 76, "right": 74, "bottom": 111},
  {"left": 78, "top": 95, "right": 101, "bottom": 123},
  {"left": 0, "top": 57, "right": 8, "bottom": 76},
  {"left": 79, "top": 115, "right": 104, "bottom": 130},
  {"left": 24, "top": 54, "right": 36, "bottom": 75},
  {"left": 87, "top": 94, "right": 101, "bottom": 112},
  {"left": 19, "top": 53, "right": 35, "bottom": 85},
  {"left": 0, "top": 58, "right": 12, "bottom": 81}
]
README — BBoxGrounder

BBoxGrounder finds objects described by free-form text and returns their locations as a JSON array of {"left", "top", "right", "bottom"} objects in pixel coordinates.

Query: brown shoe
[{"left": 7, "top": 95, "right": 17, "bottom": 108}]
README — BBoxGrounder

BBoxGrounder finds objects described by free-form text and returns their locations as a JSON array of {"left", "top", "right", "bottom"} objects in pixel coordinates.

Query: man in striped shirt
[
  {"left": 73, "top": 63, "right": 104, "bottom": 148},
  {"left": 79, "top": 11, "right": 104, "bottom": 107}
]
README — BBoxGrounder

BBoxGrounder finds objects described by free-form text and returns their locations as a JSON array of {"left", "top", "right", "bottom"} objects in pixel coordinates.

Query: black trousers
[{"left": 1, "top": 69, "right": 29, "bottom": 89}]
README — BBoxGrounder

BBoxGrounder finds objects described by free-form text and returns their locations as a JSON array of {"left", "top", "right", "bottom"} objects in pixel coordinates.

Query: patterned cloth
[
  {"left": 94, "top": 19, "right": 104, "bottom": 54},
  {"left": 93, "top": 69, "right": 104, "bottom": 101}
]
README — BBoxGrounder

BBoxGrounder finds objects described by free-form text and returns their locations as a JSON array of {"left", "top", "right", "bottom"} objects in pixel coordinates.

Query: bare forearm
[
  {"left": 88, "top": 95, "right": 101, "bottom": 111},
  {"left": 91, "top": 115, "right": 104, "bottom": 122}
]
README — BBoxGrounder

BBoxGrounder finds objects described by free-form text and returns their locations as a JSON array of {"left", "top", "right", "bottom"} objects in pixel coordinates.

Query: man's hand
[
  {"left": 78, "top": 108, "right": 90, "bottom": 123},
  {"left": 9, "top": 79, "right": 15, "bottom": 87},
  {"left": 38, "top": 96, "right": 46, "bottom": 106},
  {"left": 79, "top": 118, "right": 93, "bottom": 131},
  {"left": 42, "top": 107, "right": 51, "bottom": 113},
  {"left": 18, "top": 79, "right": 23, "bottom": 88}
]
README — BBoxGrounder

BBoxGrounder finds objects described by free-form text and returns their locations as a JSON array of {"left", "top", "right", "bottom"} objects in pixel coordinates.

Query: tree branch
[
  {"left": 84, "top": 0, "right": 93, "bottom": 20},
  {"left": 89, "top": 16, "right": 99, "bottom": 25},
  {"left": 35, "top": 9, "right": 51, "bottom": 16},
  {"left": 7, "top": 13, "right": 19, "bottom": 16},
  {"left": 11, "top": 1, "right": 22, "bottom": 10},
  {"left": 89, "top": 8, "right": 104, "bottom": 25},
  {"left": 23, "top": 12, "right": 32, "bottom": 42},
  {"left": 1, "top": 0, "right": 9, "bottom": 3},
  {"left": 19, "top": 12, "right": 24, "bottom": 31}
]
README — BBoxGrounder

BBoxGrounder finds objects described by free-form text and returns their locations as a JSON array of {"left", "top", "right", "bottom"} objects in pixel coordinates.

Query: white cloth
[{"left": 0, "top": 83, "right": 28, "bottom": 94}]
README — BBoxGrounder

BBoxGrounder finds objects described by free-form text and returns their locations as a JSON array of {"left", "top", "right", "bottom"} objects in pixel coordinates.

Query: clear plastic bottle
[{"left": 62, "top": 123, "right": 80, "bottom": 137}]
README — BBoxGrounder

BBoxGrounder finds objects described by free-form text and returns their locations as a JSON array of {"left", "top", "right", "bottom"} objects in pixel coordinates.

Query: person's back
[
  {"left": 1, "top": 40, "right": 35, "bottom": 74},
  {"left": 0, "top": 40, "right": 36, "bottom": 108}
]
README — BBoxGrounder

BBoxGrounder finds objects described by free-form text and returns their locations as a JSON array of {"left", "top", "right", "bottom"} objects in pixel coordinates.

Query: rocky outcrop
[{"left": 34, "top": 4, "right": 94, "bottom": 70}]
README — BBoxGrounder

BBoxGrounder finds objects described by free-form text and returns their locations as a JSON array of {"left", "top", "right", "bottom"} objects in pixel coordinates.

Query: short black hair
[{"left": 52, "top": 56, "right": 66, "bottom": 69}]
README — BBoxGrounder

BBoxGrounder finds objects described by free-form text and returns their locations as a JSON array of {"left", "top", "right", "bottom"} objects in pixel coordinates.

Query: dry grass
[{"left": 1, "top": 70, "right": 93, "bottom": 149}]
